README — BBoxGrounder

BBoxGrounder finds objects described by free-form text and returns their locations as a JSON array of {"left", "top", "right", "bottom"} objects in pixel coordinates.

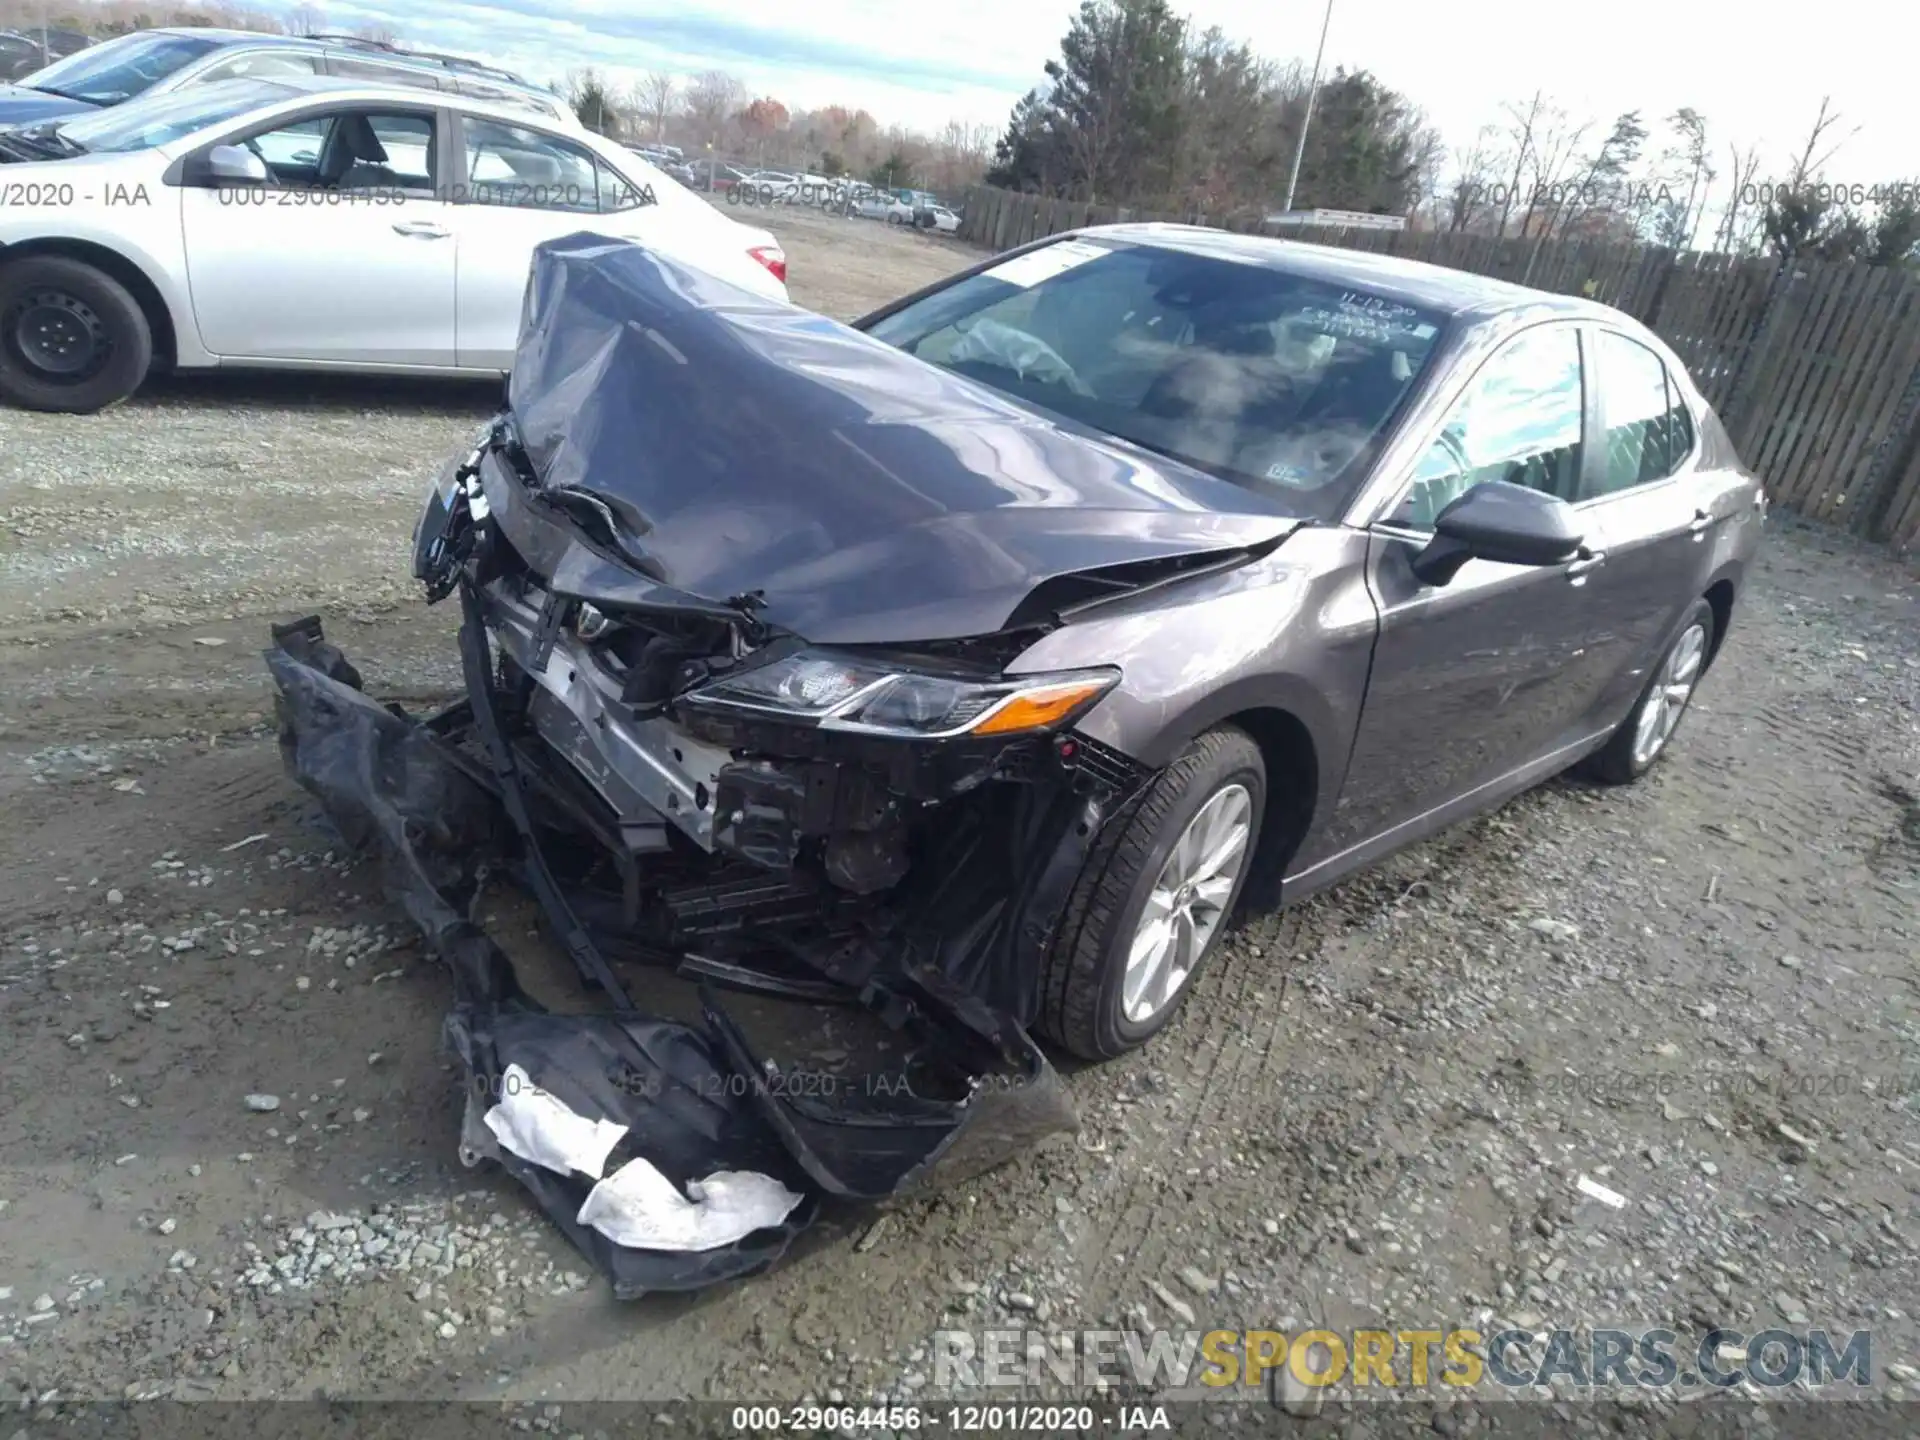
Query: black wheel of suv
[
  {"left": 1037, "top": 726, "right": 1266, "bottom": 1060},
  {"left": 0, "top": 255, "right": 152, "bottom": 413},
  {"left": 1582, "top": 597, "right": 1716, "bottom": 785}
]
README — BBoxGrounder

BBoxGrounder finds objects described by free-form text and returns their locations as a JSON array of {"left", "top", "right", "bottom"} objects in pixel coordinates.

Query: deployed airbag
[
  {"left": 578, "top": 1160, "right": 805, "bottom": 1253},
  {"left": 484, "top": 1063, "right": 628, "bottom": 1180}
]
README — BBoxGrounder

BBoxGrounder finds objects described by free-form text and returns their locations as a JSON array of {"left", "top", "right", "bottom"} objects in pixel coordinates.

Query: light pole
[{"left": 1281, "top": 0, "right": 1336, "bottom": 216}]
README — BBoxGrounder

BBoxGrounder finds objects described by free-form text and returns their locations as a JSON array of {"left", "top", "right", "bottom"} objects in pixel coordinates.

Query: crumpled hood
[
  {"left": 507, "top": 233, "right": 1304, "bottom": 645},
  {"left": 0, "top": 85, "right": 92, "bottom": 126}
]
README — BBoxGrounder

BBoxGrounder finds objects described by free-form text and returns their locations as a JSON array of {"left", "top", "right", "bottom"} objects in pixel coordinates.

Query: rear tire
[
  {"left": 1582, "top": 597, "right": 1715, "bottom": 785},
  {"left": 0, "top": 254, "right": 153, "bottom": 414},
  {"left": 1036, "top": 727, "right": 1265, "bottom": 1060}
]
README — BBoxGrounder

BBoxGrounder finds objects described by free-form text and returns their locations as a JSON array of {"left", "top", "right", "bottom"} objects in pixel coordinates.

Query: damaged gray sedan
[{"left": 269, "top": 225, "right": 1761, "bottom": 1292}]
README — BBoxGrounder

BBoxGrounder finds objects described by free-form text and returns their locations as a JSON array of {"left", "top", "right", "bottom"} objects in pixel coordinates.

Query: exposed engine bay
[{"left": 414, "top": 413, "right": 1156, "bottom": 1013}]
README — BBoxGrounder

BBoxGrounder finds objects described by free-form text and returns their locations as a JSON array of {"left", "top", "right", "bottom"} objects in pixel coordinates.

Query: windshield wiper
[
  {"left": 0, "top": 125, "right": 83, "bottom": 158},
  {"left": 0, "top": 132, "right": 55, "bottom": 161},
  {"left": 23, "top": 84, "right": 107, "bottom": 106}
]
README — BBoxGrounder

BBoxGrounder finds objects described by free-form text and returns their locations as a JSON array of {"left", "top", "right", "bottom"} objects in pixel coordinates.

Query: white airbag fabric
[
  {"left": 577, "top": 1158, "right": 805, "bottom": 1252},
  {"left": 483, "top": 1063, "right": 627, "bottom": 1179}
]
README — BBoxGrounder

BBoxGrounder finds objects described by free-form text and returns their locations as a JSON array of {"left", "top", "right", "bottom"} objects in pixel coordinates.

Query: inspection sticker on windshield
[{"left": 983, "top": 239, "right": 1111, "bottom": 288}]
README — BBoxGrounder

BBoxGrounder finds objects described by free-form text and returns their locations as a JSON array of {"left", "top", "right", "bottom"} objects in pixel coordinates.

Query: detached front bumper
[
  {"left": 278, "top": 416, "right": 1168, "bottom": 1297},
  {"left": 264, "top": 609, "right": 1133, "bottom": 1297}
]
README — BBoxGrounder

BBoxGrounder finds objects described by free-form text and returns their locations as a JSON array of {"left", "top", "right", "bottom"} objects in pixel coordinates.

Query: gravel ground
[{"left": 1, "top": 203, "right": 1917, "bottom": 1428}]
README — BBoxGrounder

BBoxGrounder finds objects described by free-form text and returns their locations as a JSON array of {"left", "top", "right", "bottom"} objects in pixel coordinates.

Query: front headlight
[{"left": 681, "top": 649, "right": 1119, "bottom": 740}]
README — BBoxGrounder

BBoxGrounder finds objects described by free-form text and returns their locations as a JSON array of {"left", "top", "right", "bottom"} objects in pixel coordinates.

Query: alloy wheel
[
  {"left": 1122, "top": 782, "right": 1252, "bottom": 1024},
  {"left": 1631, "top": 621, "right": 1707, "bottom": 767}
]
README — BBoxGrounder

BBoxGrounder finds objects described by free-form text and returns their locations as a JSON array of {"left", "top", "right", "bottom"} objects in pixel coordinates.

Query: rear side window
[
  {"left": 458, "top": 119, "right": 655, "bottom": 214},
  {"left": 326, "top": 56, "right": 445, "bottom": 91},
  {"left": 199, "top": 51, "right": 320, "bottom": 82},
  {"left": 1588, "top": 330, "right": 1696, "bottom": 497}
]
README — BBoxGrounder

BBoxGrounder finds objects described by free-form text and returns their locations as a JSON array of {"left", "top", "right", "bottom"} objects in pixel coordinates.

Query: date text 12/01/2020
[
  {"left": 729, "top": 1405, "right": 1165, "bottom": 1432},
  {"left": 1464, "top": 178, "right": 1918, "bottom": 211}
]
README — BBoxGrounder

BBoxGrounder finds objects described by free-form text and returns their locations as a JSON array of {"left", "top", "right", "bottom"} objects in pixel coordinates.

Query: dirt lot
[{"left": 1, "top": 203, "right": 1917, "bottom": 1425}]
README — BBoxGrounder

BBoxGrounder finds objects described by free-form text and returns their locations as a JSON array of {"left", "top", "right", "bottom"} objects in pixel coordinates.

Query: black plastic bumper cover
[{"left": 264, "top": 617, "right": 1078, "bottom": 1297}]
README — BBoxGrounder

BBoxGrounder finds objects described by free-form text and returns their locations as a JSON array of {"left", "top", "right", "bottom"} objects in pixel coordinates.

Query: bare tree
[
  {"left": 353, "top": 22, "right": 397, "bottom": 44},
  {"left": 1493, "top": 91, "right": 1552, "bottom": 236},
  {"left": 1554, "top": 111, "right": 1645, "bottom": 240},
  {"left": 682, "top": 69, "right": 744, "bottom": 150},
  {"left": 1714, "top": 141, "right": 1764, "bottom": 254},
  {"left": 286, "top": 2, "right": 325, "bottom": 36},
  {"left": 1783, "top": 95, "right": 1857, "bottom": 188},
  {"left": 1515, "top": 105, "right": 1588, "bottom": 238},
  {"left": 1443, "top": 124, "right": 1501, "bottom": 232},
  {"left": 1655, "top": 107, "right": 1715, "bottom": 250},
  {"left": 632, "top": 71, "right": 678, "bottom": 144}
]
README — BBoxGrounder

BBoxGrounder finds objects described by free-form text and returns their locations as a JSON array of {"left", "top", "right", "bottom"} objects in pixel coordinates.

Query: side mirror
[
  {"left": 205, "top": 143, "right": 268, "bottom": 184},
  {"left": 1410, "top": 480, "right": 1584, "bottom": 587}
]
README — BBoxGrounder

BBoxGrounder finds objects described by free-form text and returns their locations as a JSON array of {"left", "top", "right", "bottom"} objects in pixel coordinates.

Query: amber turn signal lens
[{"left": 969, "top": 679, "right": 1112, "bottom": 737}]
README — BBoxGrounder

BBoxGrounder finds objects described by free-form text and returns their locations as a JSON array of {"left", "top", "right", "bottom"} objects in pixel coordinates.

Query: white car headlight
[{"left": 681, "top": 649, "right": 1119, "bottom": 740}]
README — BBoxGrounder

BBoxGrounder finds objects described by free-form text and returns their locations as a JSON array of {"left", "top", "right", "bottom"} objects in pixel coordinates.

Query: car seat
[{"left": 320, "top": 114, "right": 402, "bottom": 190}]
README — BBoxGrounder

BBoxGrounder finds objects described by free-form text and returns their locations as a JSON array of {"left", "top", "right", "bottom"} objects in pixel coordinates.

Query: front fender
[{"left": 1009, "top": 527, "right": 1379, "bottom": 850}]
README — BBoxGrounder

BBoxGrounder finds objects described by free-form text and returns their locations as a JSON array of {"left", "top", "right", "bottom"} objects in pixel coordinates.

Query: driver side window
[
  {"left": 239, "top": 109, "right": 435, "bottom": 194},
  {"left": 1389, "top": 324, "right": 1586, "bottom": 532}
]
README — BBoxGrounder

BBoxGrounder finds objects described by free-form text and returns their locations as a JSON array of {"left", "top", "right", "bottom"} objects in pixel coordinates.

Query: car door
[
  {"left": 178, "top": 102, "right": 458, "bottom": 364},
  {"left": 446, "top": 114, "right": 661, "bottom": 369},
  {"left": 1572, "top": 326, "right": 1735, "bottom": 724},
  {"left": 1312, "top": 321, "right": 1620, "bottom": 859}
]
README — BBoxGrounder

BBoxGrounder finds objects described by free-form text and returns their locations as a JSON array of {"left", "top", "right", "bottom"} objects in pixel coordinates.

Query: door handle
[
  {"left": 392, "top": 220, "right": 451, "bottom": 239},
  {"left": 1688, "top": 508, "right": 1712, "bottom": 538},
  {"left": 1565, "top": 548, "right": 1606, "bottom": 582}
]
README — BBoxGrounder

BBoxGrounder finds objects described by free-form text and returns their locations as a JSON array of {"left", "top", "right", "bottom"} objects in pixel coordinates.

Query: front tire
[
  {"left": 1037, "top": 727, "right": 1266, "bottom": 1060},
  {"left": 1583, "top": 598, "right": 1715, "bottom": 785},
  {"left": 0, "top": 255, "right": 153, "bottom": 413}
]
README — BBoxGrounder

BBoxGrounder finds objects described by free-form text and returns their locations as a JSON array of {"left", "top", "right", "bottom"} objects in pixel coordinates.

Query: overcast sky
[{"left": 275, "top": 0, "right": 1910, "bottom": 189}]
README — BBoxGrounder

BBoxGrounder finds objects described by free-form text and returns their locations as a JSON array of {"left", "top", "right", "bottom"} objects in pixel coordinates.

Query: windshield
[
  {"left": 54, "top": 78, "right": 293, "bottom": 153},
  {"left": 866, "top": 238, "right": 1447, "bottom": 519},
  {"left": 19, "top": 31, "right": 222, "bottom": 106}
]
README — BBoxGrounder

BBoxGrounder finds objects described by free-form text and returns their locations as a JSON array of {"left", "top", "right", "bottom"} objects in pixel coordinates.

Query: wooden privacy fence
[{"left": 954, "top": 185, "right": 1920, "bottom": 553}]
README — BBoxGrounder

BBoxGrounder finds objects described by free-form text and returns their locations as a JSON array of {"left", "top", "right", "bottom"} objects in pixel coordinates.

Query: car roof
[
  {"left": 134, "top": 27, "right": 553, "bottom": 92},
  {"left": 226, "top": 72, "right": 573, "bottom": 125},
  {"left": 132, "top": 26, "right": 269, "bottom": 42},
  {"left": 1080, "top": 223, "right": 1615, "bottom": 322}
]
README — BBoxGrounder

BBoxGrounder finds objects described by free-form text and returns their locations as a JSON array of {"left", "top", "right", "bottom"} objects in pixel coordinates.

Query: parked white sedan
[
  {"left": 854, "top": 193, "right": 912, "bottom": 224},
  {"left": 0, "top": 76, "right": 789, "bottom": 412}
]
